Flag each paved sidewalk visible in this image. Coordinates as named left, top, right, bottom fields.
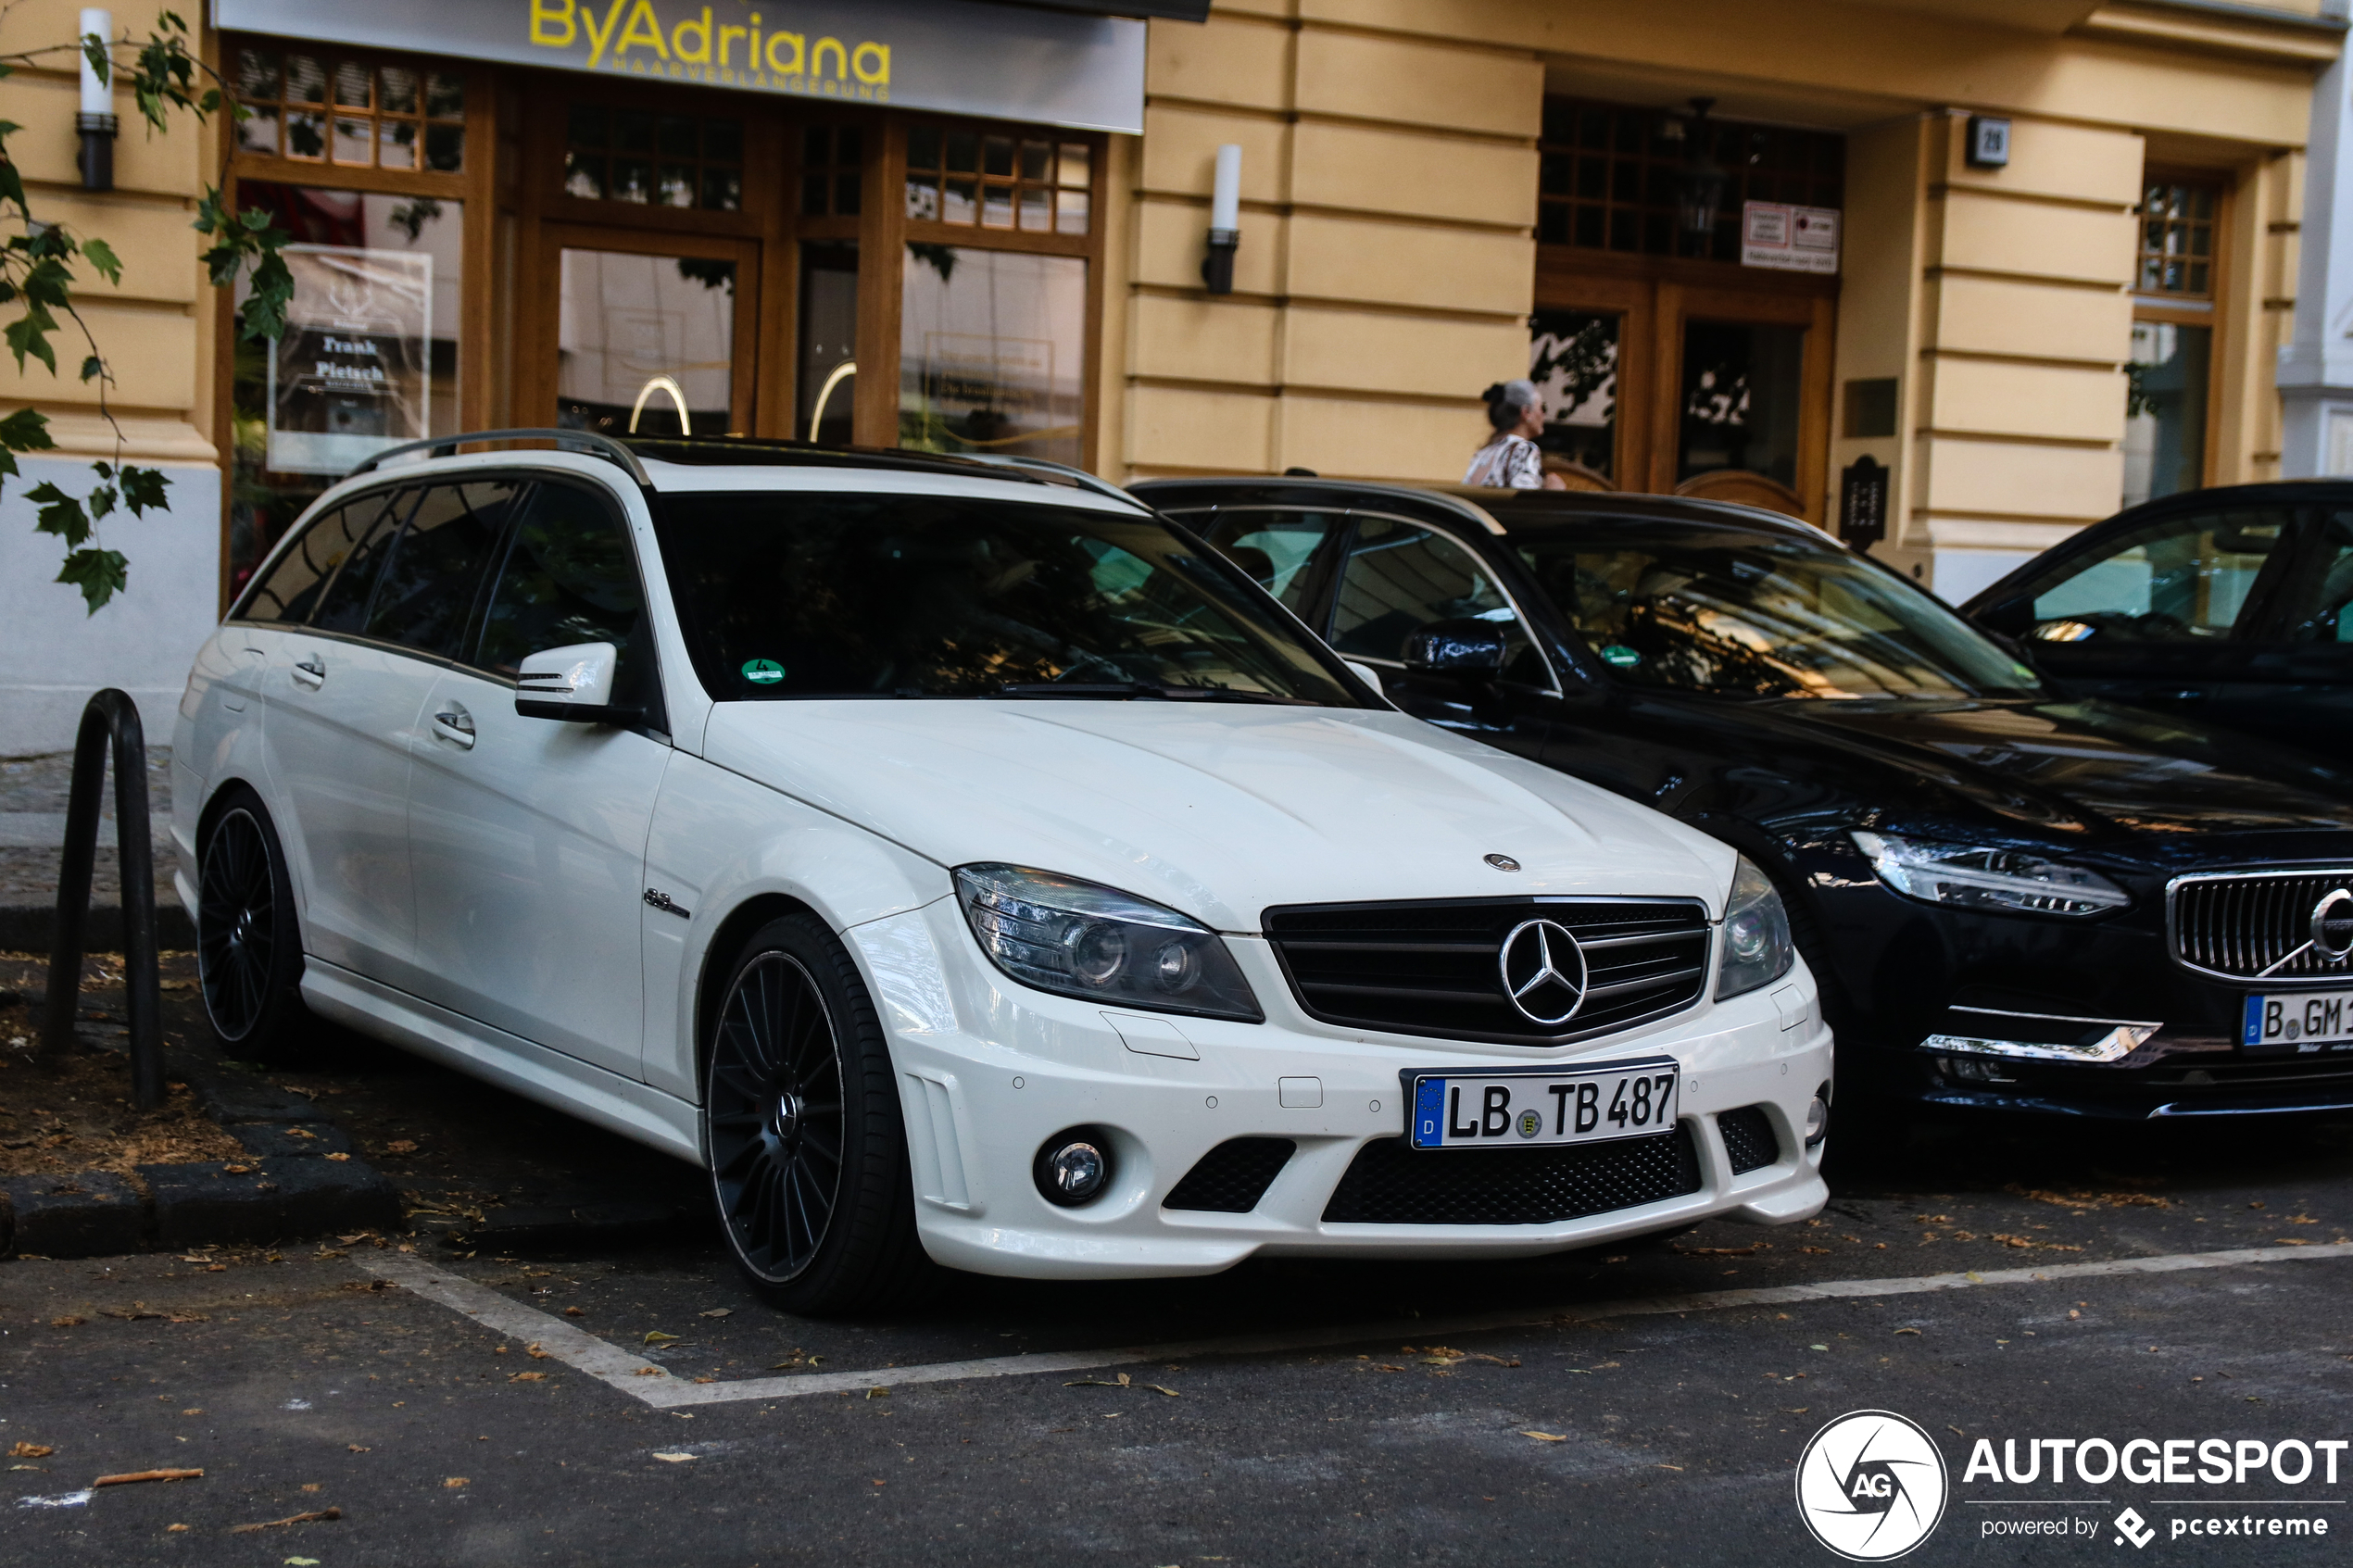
left=0, top=748, right=183, bottom=944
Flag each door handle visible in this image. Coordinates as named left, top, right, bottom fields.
left=432, top=704, right=477, bottom=749
left=291, top=654, right=326, bottom=689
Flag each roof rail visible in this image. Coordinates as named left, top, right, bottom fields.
left=346, top=429, right=653, bottom=486
left=961, top=452, right=1139, bottom=506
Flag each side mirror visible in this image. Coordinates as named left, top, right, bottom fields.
left=1401, top=618, right=1508, bottom=679
left=515, top=642, right=635, bottom=724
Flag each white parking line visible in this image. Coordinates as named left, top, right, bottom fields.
left=365, top=1241, right=2353, bottom=1411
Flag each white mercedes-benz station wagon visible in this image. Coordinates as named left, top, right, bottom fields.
left=174, top=433, right=1830, bottom=1313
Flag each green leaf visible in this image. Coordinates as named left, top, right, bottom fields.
left=0, top=407, right=56, bottom=453
left=119, top=465, right=170, bottom=516
left=86, top=482, right=117, bottom=522
left=6, top=306, right=59, bottom=374
left=57, top=547, right=129, bottom=613
left=25, top=482, right=91, bottom=546
left=79, top=354, right=103, bottom=383
left=80, top=32, right=111, bottom=89
left=82, top=237, right=121, bottom=285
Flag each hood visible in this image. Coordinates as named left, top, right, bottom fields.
left=1784, top=698, right=2353, bottom=842
left=702, top=701, right=1737, bottom=931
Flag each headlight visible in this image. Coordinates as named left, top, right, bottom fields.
left=1848, top=831, right=2128, bottom=918
left=953, top=863, right=1263, bottom=1022
left=1717, top=855, right=1795, bottom=1000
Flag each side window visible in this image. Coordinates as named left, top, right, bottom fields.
left=1189, top=509, right=1344, bottom=617
left=1331, top=516, right=1541, bottom=682
left=2015, top=508, right=2287, bottom=644
left=363, top=481, right=522, bottom=659
left=309, top=490, right=411, bottom=634
left=476, top=483, right=661, bottom=721
left=2271, top=510, right=2353, bottom=645
left=238, top=495, right=391, bottom=624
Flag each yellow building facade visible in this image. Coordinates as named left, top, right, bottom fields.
left=0, top=0, right=2339, bottom=747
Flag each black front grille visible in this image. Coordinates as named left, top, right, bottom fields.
left=1718, top=1106, right=1780, bottom=1173
left=1321, top=1123, right=1701, bottom=1225
left=1164, top=1138, right=1295, bottom=1212
left=1265, top=897, right=1711, bottom=1047
left=2171, top=870, right=2353, bottom=983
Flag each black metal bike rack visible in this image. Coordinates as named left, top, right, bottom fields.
left=39, top=688, right=165, bottom=1110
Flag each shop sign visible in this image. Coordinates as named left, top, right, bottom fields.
left=266, top=245, right=433, bottom=476
left=1742, top=200, right=1840, bottom=275
left=212, top=0, right=1148, bottom=134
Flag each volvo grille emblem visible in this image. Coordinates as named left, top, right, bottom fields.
left=2314, top=888, right=2353, bottom=962
left=1498, top=919, right=1587, bottom=1027
left=1484, top=854, right=1521, bottom=872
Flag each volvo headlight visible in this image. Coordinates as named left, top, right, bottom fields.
left=1849, top=831, right=2128, bottom=918
left=953, top=863, right=1263, bottom=1022
left=1717, top=855, right=1795, bottom=1000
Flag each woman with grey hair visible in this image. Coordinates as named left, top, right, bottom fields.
left=1464, top=380, right=1565, bottom=489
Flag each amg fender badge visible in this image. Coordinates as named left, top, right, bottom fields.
left=643, top=887, right=692, bottom=919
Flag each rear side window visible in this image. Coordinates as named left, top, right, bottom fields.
left=308, top=490, right=411, bottom=633
left=238, top=492, right=396, bottom=624
left=364, top=481, right=522, bottom=659
left=1188, top=508, right=1344, bottom=617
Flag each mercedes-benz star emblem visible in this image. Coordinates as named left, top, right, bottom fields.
left=1484, top=853, right=1521, bottom=872
left=2314, top=888, right=2353, bottom=962
left=1498, top=919, right=1587, bottom=1027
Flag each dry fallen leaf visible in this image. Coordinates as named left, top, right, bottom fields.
left=698, top=1308, right=733, bottom=1319
left=633, top=1366, right=667, bottom=1377
left=509, top=1372, right=547, bottom=1383
left=228, top=1508, right=339, bottom=1533
left=8, top=1443, right=53, bottom=1459
left=652, top=1452, right=696, bottom=1463
left=324, top=1152, right=351, bottom=1162
left=563, top=1306, right=585, bottom=1316
left=385, top=1140, right=418, bottom=1154
left=526, top=1344, right=549, bottom=1359
left=48, top=1316, right=85, bottom=1327
left=1519, top=1430, right=1568, bottom=1442
left=643, top=1330, right=682, bottom=1346
left=443, top=1477, right=468, bottom=1489
left=346, top=1445, right=369, bottom=1454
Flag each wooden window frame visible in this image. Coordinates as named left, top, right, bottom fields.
left=212, top=33, right=500, bottom=613
left=2129, top=168, right=2230, bottom=495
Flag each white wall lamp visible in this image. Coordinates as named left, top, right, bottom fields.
left=1201, top=144, right=1240, bottom=295
left=77, top=9, right=118, bottom=192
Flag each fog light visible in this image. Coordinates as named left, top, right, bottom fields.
left=1034, top=1127, right=1114, bottom=1207
left=1804, top=1087, right=1831, bottom=1148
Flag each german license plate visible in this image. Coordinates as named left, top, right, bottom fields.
left=2242, top=989, right=2353, bottom=1050
left=1404, top=1058, right=1680, bottom=1150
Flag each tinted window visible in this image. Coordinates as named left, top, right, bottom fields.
left=238, top=493, right=394, bottom=624
left=1189, top=509, right=1343, bottom=618
left=1517, top=528, right=2041, bottom=700
left=652, top=492, right=1359, bottom=704
left=309, top=491, right=410, bottom=633
left=2271, top=510, right=2353, bottom=644
left=2018, top=508, right=2285, bottom=644
left=477, top=483, right=659, bottom=716
left=364, top=481, right=522, bottom=659
left=1332, top=516, right=1541, bottom=684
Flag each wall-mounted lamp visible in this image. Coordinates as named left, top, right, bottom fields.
left=1674, top=97, right=1725, bottom=240
left=1202, top=144, right=1240, bottom=295
left=76, top=9, right=117, bottom=192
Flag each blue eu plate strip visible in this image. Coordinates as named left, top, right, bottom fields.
left=1412, top=1077, right=1447, bottom=1148
left=2244, top=993, right=2265, bottom=1048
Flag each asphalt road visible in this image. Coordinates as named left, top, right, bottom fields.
left=11, top=985, right=2353, bottom=1565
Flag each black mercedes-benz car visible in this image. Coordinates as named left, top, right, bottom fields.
left=1132, top=475, right=2353, bottom=1122
left=1962, top=481, right=2353, bottom=767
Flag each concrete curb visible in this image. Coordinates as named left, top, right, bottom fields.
left=0, top=900, right=195, bottom=952
left=0, top=1060, right=400, bottom=1260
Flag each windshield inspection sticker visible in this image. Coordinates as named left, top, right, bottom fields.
left=741, top=659, right=785, bottom=685
left=1600, top=645, right=1642, bottom=668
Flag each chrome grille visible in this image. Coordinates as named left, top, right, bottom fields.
left=1263, top=897, right=1711, bottom=1047
left=2169, top=870, right=2353, bottom=984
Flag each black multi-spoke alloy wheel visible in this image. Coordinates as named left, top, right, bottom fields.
left=196, top=787, right=308, bottom=1057
left=703, top=914, right=932, bottom=1315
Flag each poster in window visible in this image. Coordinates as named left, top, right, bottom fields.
left=1741, top=201, right=1840, bottom=275
left=266, top=245, right=433, bottom=474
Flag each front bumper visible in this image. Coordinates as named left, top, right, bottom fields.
left=849, top=898, right=1831, bottom=1281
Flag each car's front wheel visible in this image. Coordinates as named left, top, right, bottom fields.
left=195, top=787, right=309, bottom=1058
left=702, top=913, right=932, bottom=1315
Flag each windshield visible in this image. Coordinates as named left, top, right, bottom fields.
left=1515, top=527, right=2045, bottom=700
left=653, top=492, right=1360, bottom=704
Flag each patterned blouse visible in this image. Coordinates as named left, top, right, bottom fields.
left=1464, top=434, right=1544, bottom=489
